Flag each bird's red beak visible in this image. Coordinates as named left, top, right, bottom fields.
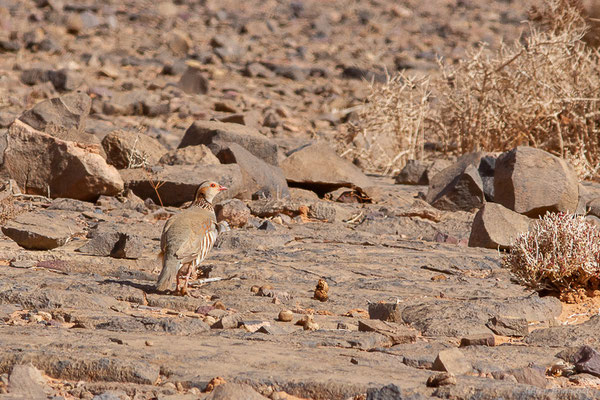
left=218, top=185, right=228, bottom=191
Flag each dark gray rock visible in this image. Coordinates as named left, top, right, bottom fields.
left=574, top=345, right=600, bottom=377
left=395, top=160, right=428, bottom=185
left=77, top=229, right=143, bottom=259
left=177, top=65, right=209, bottom=95
left=215, top=142, right=289, bottom=199
left=179, top=120, right=279, bottom=166
left=368, top=302, right=403, bottom=323
left=101, top=129, right=167, bottom=169
left=494, top=146, right=579, bottom=217
left=366, top=384, right=426, bottom=400
left=425, top=152, right=486, bottom=211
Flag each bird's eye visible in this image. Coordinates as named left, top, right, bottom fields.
left=210, top=183, right=216, bottom=187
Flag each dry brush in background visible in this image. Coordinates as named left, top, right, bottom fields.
left=343, top=0, right=600, bottom=179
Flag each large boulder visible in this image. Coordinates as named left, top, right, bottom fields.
left=280, top=142, right=372, bottom=193
left=17, top=91, right=101, bottom=150
left=469, top=203, right=531, bottom=249
left=101, top=130, right=167, bottom=169
left=179, top=120, right=279, bottom=165
left=120, top=164, right=243, bottom=206
left=0, top=120, right=123, bottom=201
left=425, top=152, right=486, bottom=212
left=215, top=142, right=289, bottom=199
left=494, top=146, right=579, bottom=217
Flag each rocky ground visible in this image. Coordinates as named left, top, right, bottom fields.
left=2, top=0, right=600, bottom=399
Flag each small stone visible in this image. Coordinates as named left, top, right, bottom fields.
left=213, top=301, right=226, bottom=310
left=145, top=340, right=153, bottom=346
left=203, top=316, right=217, bottom=325
left=368, top=302, right=403, bottom=323
left=486, top=315, right=529, bottom=337
left=278, top=310, right=293, bottom=322
left=258, top=220, right=276, bottom=231
left=459, top=334, right=496, bottom=347
left=211, top=314, right=242, bottom=329
left=250, top=285, right=260, bottom=293
left=432, top=348, right=472, bottom=375
left=240, top=320, right=270, bottom=332
left=214, top=199, right=251, bottom=227
left=178, top=66, right=209, bottom=95
left=426, top=372, right=457, bottom=387
left=314, top=279, right=329, bottom=302
left=204, top=376, right=226, bottom=393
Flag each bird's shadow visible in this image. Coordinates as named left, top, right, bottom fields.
left=99, top=278, right=158, bottom=294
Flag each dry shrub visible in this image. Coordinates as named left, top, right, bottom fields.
left=340, top=74, right=430, bottom=175
left=503, top=212, right=600, bottom=293
left=344, top=0, right=600, bottom=179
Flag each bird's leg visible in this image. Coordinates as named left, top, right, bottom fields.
left=181, top=267, right=194, bottom=296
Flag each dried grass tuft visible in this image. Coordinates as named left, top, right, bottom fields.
left=503, top=212, right=600, bottom=293
left=339, top=74, right=430, bottom=176
left=344, top=0, right=600, bottom=179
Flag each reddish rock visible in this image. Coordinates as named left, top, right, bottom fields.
left=1, top=120, right=123, bottom=200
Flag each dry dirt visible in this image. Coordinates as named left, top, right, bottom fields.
left=1, top=0, right=600, bottom=399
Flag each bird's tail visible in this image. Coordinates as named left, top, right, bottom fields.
left=155, top=251, right=179, bottom=292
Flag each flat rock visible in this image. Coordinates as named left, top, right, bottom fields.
left=468, top=202, right=530, bottom=249
left=494, top=146, right=579, bottom=217
left=179, top=120, right=279, bottom=165
left=120, top=164, right=242, bottom=206
left=357, top=320, right=417, bottom=345
left=1, top=120, right=123, bottom=200
left=215, top=142, right=289, bottom=199
left=402, top=296, right=561, bottom=337
left=101, top=130, right=167, bottom=169
left=526, top=315, right=600, bottom=347
left=281, top=142, right=372, bottom=193
left=486, top=315, right=529, bottom=337
left=2, top=210, right=83, bottom=250
left=425, top=152, right=486, bottom=211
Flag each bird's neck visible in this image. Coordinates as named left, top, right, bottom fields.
left=191, top=196, right=214, bottom=211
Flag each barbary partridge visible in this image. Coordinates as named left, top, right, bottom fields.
left=156, top=181, right=227, bottom=295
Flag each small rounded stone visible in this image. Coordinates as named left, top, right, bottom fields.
left=278, top=310, right=293, bottom=322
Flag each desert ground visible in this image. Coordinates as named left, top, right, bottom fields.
left=2, top=0, right=600, bottom=399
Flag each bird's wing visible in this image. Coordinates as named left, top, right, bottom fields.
left=174, top=211, right=218, bottom=264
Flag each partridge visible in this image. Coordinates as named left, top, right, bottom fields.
left=155, top=181, right=227, bottom=295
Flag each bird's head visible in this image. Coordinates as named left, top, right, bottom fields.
left=194, top=181, right=227, bottom=204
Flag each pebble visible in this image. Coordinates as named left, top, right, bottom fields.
left=278, top=310, right=293, bottom=322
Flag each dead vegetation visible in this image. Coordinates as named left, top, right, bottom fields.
left=503, top=212, right=600, bottom=294
left=344, top=0, right=600, bottom=179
